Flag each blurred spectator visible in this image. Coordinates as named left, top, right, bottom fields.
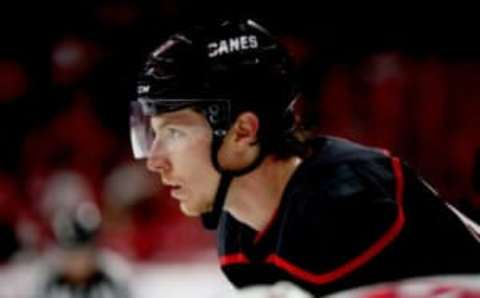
left=22, top=170, right=99, bottom=256
left=34, top=201, right=131, bottom=298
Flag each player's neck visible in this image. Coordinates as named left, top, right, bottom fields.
left=224, top=155, right=302, bottom=231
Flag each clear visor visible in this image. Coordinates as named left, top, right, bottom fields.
left=130, top=101, right=155, bottom=159
left=130, top=98, right=230, bottom=159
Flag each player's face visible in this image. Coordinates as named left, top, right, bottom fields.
left=146, top=108, right=220, bottom=216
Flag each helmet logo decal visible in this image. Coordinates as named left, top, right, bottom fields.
left=208, top=35, right=259, bottom=58
left=137, top=85, right=150, bottom=95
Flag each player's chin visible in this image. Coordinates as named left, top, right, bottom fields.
left=179, top=202, right=207, bottom=217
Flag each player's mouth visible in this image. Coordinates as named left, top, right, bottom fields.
left=169, top=185, right=184, bottom=200
left=162, top=179, right=186, bottom=199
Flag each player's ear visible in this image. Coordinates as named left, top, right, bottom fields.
left=227, top=112, right=259, bottom=147
left=218, top=112, right=260, bottom=170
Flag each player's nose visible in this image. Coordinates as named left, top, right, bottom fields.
left=146, top=142, right=171, bottom=174
left=147, top=153, right=171, bottom=174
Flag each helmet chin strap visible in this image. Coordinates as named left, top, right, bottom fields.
left=201, top=134, right=266, bottom=230
left=201, top=174, right=232, bottom=229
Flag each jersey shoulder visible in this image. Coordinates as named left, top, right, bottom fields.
left=274, top=137, right=403, bottom=277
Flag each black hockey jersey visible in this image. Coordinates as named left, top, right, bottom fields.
left=217, top=136, right=480, bottom=296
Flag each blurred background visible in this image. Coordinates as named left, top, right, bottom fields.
left=0, top=2, right=480, bottom=297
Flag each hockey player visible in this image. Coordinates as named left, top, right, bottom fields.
left=130, top=19, right=480, bottom=296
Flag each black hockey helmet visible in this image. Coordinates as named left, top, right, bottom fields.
left=131, top=18, right=298, bottom=159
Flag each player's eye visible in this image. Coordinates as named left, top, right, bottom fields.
left=167, top=127, right=185, bottom=139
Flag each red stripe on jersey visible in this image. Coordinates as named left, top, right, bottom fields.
left=220, top=253, right=250, bottom=266
left=265, top=157, right=406, bottom=285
